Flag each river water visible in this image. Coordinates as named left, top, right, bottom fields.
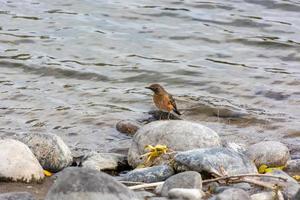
left=0, top=0, right=300, bottom=158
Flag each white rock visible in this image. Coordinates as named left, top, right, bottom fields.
left=168, top=188, right=203, bottom=200
left=246, top=141, right=290, bottom=167
left=128, top=120, right=221, bottom=167
left=0, top=139, right=44, bottom=182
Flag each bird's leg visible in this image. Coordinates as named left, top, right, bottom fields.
left=167, top=112, right=170, bottom=120
left=159, top=112, right=162, bottom=120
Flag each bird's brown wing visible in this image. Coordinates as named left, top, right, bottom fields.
left=168, top=94, right=181, bottom=115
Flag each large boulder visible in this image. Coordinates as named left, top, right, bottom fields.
left=82, top=152, right=128, bottom=171
left=245, top=141, right=290, bottom=167
left=123, top=165, right=175, bottom=183
left=128, top=120, right=221, bottom=167
left=0, top=139, right=44, bottom=182
left=19, top=133, right=73, bottom=172
left=160, top=171, right=202, bottom=196
left=45, top=167, right=138, bottom=200
left=174, top=147, right=257, bottom=176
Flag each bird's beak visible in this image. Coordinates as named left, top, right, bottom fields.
left=145, top=86, right=151, bottom=89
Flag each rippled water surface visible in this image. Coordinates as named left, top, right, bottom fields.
left=0, top=0, right=300, bottom=157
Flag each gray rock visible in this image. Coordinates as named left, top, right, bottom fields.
left=250, top=192, right=277, bottom=200
left=128, top=120, right=221, bottom=168
left=223, top=142, right=247, bottom=154
left=292, top=189, right=300, bottom=200
left=116, top=120, right=141, bottom=135
left=0, top=139, right=44, bottom=182
left=123, top=165, right=175, bottom=183
left=213, top=183, right=252, bottom=194
left=264, top=169, right=300, bottom=199
left=168, top=188, right=203, bottom=200
left=161, top=171, right=202, bottom=196
left=286, top=159, right=300, bottom=173
left=245, top=141, right=290, bottom=167
left=174, top=147, right=257, bottom=176
left=19, top=133, right=73, bottom=172
left=213, top=188, right=251, bottom=200
left=0, top=192, right=35, bottom=200
left=82, top=152, right=128, bottom=171
left=45, top=167, right=138, bottom=200
left=134, top=191, right=155, bottom=199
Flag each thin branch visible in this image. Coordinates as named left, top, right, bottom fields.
left=128, top=181, right=164, bottom=190
left=202, top=173, right=287, bottom=184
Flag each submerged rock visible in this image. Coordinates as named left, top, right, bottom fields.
left=0, top=192, right=35, bottom=200
left=82, top=152, right=128, bottom=171
left=19, top=133, right=73, bottom=172
left=160, top=171, right=202, bottom=197
left=212, top=188, right=251, bottom=200
left=0, top=139, right=44, bottom=183
left=174, top=147, right=257, bottom=176
left=45, top=168, right=138, bottom=200
left=128, top=120, right=221, bottom=168
left=116, top=120, right=141, bottom=136
left=123, top=165, right=175, bottom=183
left=168, top=188, right=203, bottom=200
left=245, top=141, right=290, bottom=167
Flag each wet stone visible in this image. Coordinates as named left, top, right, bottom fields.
left=160, top=171, right=202, bottom=197
left=174, top=147, right=257, bottom=176
left=116, top=120, right=141, bottom=136
left=19, top=133, right=73, bottom=172
left=45, top=167, right=139, bottom=200
left=81, top=152, right=128, bottom=171
left=245, top=141, right=290, bottom=167
left=0, top=192, right=35, bottom=200
left=0, top=139, right=44, bottom=183
left=123, top=165, right=175, bottom=183
left=250, top=191, right=276, bottom=200
left=128, top=120, right=221, bottom=168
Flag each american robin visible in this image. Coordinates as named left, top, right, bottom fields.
left=145, top=83, right=181, bottom=119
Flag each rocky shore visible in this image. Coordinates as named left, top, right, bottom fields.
left=1, top=113, right=300, bottom=200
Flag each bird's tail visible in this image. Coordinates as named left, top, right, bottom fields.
left=173, top=109, right=182, bottom=115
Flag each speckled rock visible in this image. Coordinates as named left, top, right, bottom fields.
left=82, top=152, right=128, bottom=171
left=174, top=147, right=257, bottom=176
left=0, top=139, right=44, bottom=183
left=168, top=188, right=203, bottom=200
left=160, top=171, right=202, bottom=196
left=245, top=141, right=290, bottom=167
left=19, top=133, right=73, bottom=172
left=116, top=120, right=141, bottom=135
left=128, top=120, right=221, bottom=168
left=286, top=159, right=300, bottom=173
left=213, top=188, right=251, bottom=200
left=123, top=165, right=175, bottom=183
left=0, top=192, right=35, bottom=200
left=45, top=167, right=138, bottom=200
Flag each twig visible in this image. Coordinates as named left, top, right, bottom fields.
left=127, top=173, right=287, bottom=190
left=120, top=181, right=145, bottom=185
left=128, top=181, right=164, bottom=190
left=202, top=173, right=287, bottom=184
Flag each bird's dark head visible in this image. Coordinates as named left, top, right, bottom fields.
left=145, top=83, right=165, bottom=94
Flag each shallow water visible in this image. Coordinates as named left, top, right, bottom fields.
left=0, top=0, right=300, bottom=157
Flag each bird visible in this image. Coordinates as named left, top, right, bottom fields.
left=145, top=83, right=181, bottom=119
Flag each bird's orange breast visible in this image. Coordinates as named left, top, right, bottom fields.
left=153, top=94, right=173, bottom=112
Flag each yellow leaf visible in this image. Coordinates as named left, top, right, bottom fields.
left=293, top=175, right=300, bottom=181
left=258, top=164, right=285, bottom=174
left=43, top=170, right=52, bottom=177
left=258, top=164, right=268, bottom=174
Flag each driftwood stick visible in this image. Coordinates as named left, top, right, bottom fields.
left=127, top=173, right=287, bottom=190
left=128, top=182, right=164, bottom=190
left=202, top=173, right=287, bottom=184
